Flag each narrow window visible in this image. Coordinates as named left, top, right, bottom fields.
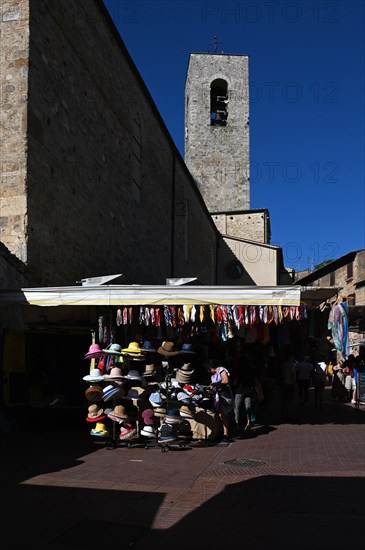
left=330, top=271, right=335, bottom=285
left=347, top=262, right=353, bottom=280
left=210, top=79, right=228, bottom=126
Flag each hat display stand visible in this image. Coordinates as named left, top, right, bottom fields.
left=155, top=361, right=191, bottom=453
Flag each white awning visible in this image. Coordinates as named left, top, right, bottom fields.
left=0, top=284, right=338, bottom=307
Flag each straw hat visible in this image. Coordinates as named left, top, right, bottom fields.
left=85, top=385, right=103, bottom=402
left=86, top=404, right=106, bottom=422
left=143, top=364, right=156, bottom=377
left=176, top=363, right=195, bottom=384
left=107, top=405, right=128, bottom=422
left=157, top=341, right=179, bottom=356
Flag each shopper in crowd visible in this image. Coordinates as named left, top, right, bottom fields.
left=343, top=355, right=356, bottom=403
left=353, top=355, right=365, bottom=404
left=296, top=355, right=314, bottom=405
left=331, top=359, right=348, bottom=402
left=231, top=352, right=257, bottom=433
left=313, top=357, right=327, bottom=408
left=204, top=358, right=234, bottom=442
left=279, top=348, right=297, bottom=421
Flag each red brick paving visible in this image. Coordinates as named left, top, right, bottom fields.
left=1, top=385, right=364, bottom=549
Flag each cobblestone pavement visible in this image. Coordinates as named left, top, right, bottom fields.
left=2, top=385, right=364, bottom=550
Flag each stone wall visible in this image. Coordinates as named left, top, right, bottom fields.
left=185, top=53, right=250, bottom=213
left=212, top=210, right=269, bottom=243
left=0, top=0, right=218, bottom=286
left=0, top=0, right=29, bottom=262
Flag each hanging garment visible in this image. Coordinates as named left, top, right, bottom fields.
left=116, top=309, right=122, bottom=327
left=155, top=307, right=161, bottom=326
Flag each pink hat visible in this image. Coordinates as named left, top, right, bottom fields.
left=85, top=343, right=105, bottom=359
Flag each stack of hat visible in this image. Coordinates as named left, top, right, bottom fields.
left=102, top=384, right=124, bottom=402
left=142, top=364, right=156, bottom=378
left=90, top=422, right=109, bottom=437
left=86, top=404, right=106, bottom=422
left=102, top=343, right=123, bottom=356
left=85, top=385, right=104, bottom=403
left=121, top=369, right=143, bottom=383
left=158, top=423, right=176, bottom=443
left=176, top=363, right=195, bottom=385
left=119, top=423, right=137, bottom=440
left=177, top=419, right=193, bottom=440
left=140, top=341, right=157, bottom=353
left=153, top=406, right=167, bottom=418
left=103, top=367, right=126, bottom=386
left=179, top=343, right=196, bottom=355
left=141, top=408, right=154, bottom=426
left=83, top=368, right=104, bottom=383
left=157, top=341, right=179, bottom=356
left=121, top=342, right=146, bottom=361
left=140, top=425, right=156, bottom=438
left=179, top=404, right=196, bottom=419
left=107, top=405, right=128, bottom=423
left=165, top=408, right=181, bottom=424
left=124, top=387, right=145, bottom=406
left=84, top=343, right=105, bottom=360
left=148, top=391, right=163, bottom=408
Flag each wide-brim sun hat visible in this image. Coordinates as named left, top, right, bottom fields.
left=180, top=343, right=196, bottom=354
left=121, top=369, right=143, bottom=381
left=83, top=368, right=105, bottom=382
left=84, top=343, right=105, bottom=360
left=103, top=367, right=125, bottom=380
left=121, top=342, right=145, bottom=356
left=157, top=341, right=179, bottom=356
left=140, top=341, right=157, bottom=352
left=102, top=343, right=123, bottom=356
left=107, top=405, right=128, bottom=422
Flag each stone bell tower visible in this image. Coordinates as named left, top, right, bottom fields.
left=184, top=51, right=250, bottom=213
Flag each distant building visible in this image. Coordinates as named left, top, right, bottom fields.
left=295, top=250, right=365, bottom=354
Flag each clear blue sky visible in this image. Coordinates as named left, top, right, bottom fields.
left=104, top=0, right=364, bottom=272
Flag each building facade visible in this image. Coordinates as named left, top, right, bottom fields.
left=295, top=250, right=365, bottom=353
